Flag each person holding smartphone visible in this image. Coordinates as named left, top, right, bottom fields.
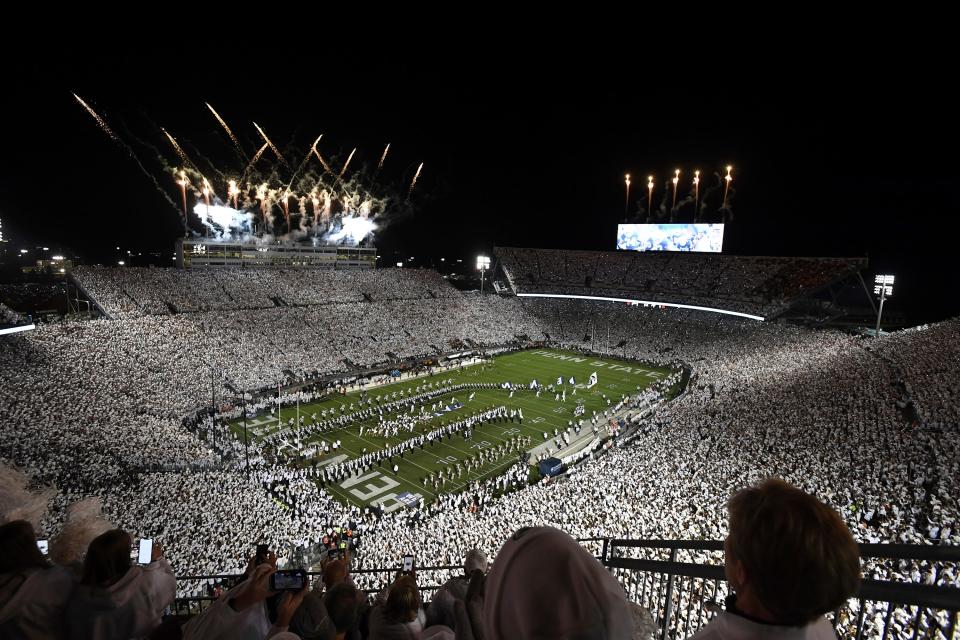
left=288, top=549, right=362, bottom=639
left=0, top=520, right=75, bottom=639
left=254, top=544, right=270, bottom=568
left=136, top=539, right=154, bottom=566
left=65, top=528, right=175, bottom=640
left=182, top=558, right=309, bottom=640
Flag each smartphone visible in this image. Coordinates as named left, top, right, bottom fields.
left=402, top=554, right=414, bottom=573
left=256, top=544, right=269, bottom=557
left=36, top=539, right=49, bottom=556
left=270, top=569, right=306, bottom=591
left=137, top=539, right=153, bottom=565
left=328, top=549, right=341, bottom=561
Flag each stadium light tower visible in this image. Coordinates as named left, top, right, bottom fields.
left=477, top=255, right=491, bottom=294
left=873, top=274, right=894, bottom=336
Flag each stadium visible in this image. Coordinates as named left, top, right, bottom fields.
left=1, top=54, right=958, bottom=640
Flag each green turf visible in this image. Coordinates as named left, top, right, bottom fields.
left=229, top=349, right=677, bottom=512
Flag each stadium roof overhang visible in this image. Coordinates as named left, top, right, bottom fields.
left=516, top=293, right=765, bottom=321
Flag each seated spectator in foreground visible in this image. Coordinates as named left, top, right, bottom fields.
left=482, top=526, right=634, bottom=640
left=290, top=557, right=362, bottom=640
left=182, top=557, right=307, bottom=640
left=368, top=574, right=426, bottom=640
left=0, top=520, right=75, bottom=639
left=690, top=478, right=861, bottom=639
left=427, top=548, right=487, bottom=629
left=325, top=582, right=362, bottom=640
left=65, top=528, right=176, bottom=640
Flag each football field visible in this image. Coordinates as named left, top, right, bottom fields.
left=230, top=349, right=678, bottom=511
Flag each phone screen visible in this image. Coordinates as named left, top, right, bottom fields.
left=402, top=554, right=414, bottom=573
left=37, top=539, right=49, bottom=556
left=138, top=539, right=153, bottom=564
left=271, top=570, right=305, bottom=591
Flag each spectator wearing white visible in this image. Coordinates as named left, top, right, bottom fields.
left=426, top=548, right=487, bottom=629
left=289, top=556, right=361, bottom=640
left=182, top=555, right=308, bottom=640
left=65, top=528, right=176, bottom=640
left=481, top=526, right=634, bottom=640
left=0, top=520, right=74, bottom=639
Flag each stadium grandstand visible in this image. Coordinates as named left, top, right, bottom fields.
left=495, top=246, right=869, bottom=320
left=1, top=260, right=958, bottom=639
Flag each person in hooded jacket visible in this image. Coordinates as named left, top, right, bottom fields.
left=65, top=529, right=175, bottom=640
left=0, top=520, right=75, bottom=639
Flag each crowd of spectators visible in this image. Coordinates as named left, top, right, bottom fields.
left=1, top=264, right=957, bottom=639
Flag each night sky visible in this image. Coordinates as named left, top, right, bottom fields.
left=2, top=45, right=956, bottom=325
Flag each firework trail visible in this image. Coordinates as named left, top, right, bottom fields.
left=320, top=190, right=332, bottom=222
left=407, top=162, right=424, bottom=200
left=205, top=102, right=247, bottom=161
left=73, top=93, right=179, bottom=211
left=312, top=148, right=333, bottom=174
left=338, top=148, right=357, bottom=180
left=161, top=128, right=198, bottom=171
left=287, top=134, right=323, bottom=189
left=371, top=143, right=390, bottom=182
left=241, top=143, right=270, bottom=182
left=75, top=94, right=412, bottom=245
left=252, top=122, right=287, bottom=166
left=377, top=143, right=390, bottom=171
left=722, top=165, right=734, bottom=210
left=73, top=93, right=120, bottom=143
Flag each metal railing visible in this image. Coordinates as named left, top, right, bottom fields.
left=171, top=538, right=960, bottom=638
left=603, top=539, right=960, bottom=640
left=171, top=564, right=465, bottom=619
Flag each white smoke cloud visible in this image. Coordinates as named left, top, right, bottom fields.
left=192, top=202, right=254, bottom=240
left=324, top=216, right=377, bottom=245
